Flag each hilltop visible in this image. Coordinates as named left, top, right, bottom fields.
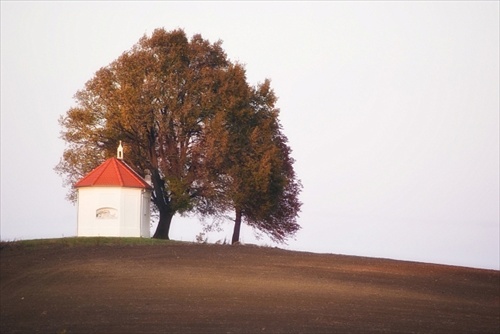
left=1, top=238, right=499, bottom=333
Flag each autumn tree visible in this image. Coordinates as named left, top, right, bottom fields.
left=202, top=71, right=302, bottom=244
left=56, top=28, right=301, bottom=241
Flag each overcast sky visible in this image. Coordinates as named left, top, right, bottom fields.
left=1, top=1, right=498, bottom=270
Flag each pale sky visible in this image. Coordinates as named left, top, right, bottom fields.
left=1, top=1, right=499, bottom=270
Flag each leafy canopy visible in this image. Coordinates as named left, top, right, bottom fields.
left=56, top=28, right=302, bottom=242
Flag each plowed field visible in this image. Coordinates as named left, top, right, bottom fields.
left=1, top=239, right=498, bottom=333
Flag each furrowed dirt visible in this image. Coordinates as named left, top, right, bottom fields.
left=1, top=241, right=499, bottom=333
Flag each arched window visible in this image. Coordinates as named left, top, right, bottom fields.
left=96, top=207, right=118, bottom=219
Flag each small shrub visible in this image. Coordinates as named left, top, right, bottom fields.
left=195, top=232, right=208, bottom=244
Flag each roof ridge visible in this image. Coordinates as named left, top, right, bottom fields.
left=97, top=159, right=112, bottom=183
left=112, top=158, right=125, bottom=186
left=117, top=159, right=151, bottom=187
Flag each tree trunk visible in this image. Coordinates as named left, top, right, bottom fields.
left=231, top=207, right=242, bottom=244
left=153, top=207, right=174, bottom=239
left=149, top=166, right=174, bottom=240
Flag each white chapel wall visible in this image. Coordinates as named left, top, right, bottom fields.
left=77, top=186, right=148, bottom=237
left=141, top=190, right=152, bottom=238
left=120, top=188, right=141, bottom=237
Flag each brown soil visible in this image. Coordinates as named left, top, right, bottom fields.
left=1, top=241, right=499, bottom=333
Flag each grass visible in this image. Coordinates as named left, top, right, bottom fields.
left=0, top=236, right=176, bottom=250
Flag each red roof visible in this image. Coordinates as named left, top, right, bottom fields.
left=75, top=158, right=152, bottom=189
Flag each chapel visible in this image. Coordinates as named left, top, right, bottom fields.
left=74, top=142, right=152, bottom=237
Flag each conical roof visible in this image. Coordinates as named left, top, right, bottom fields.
left=74, top=157, right=152, bottom=189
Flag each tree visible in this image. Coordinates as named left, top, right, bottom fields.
left=56, top=28, right=301, bottom=242
left=202, top=75, right=302, bottom=244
